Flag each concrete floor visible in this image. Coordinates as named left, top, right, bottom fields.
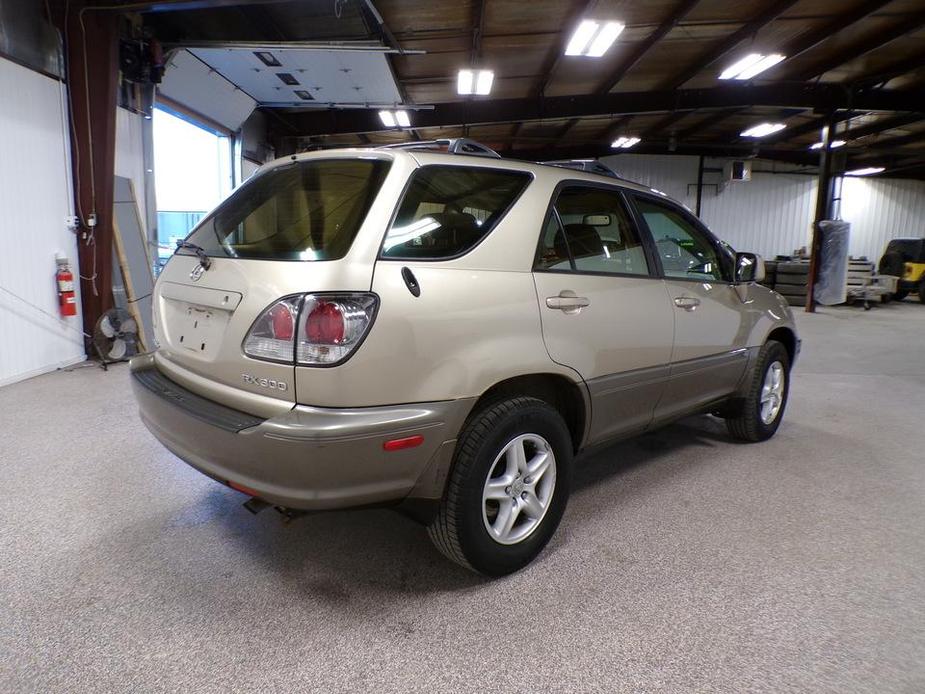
left=2, top=302, right=924, bottom=693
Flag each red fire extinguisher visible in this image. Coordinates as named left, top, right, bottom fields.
left=56, top=257, right=77, bottom=317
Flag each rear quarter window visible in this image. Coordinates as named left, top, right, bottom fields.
left=381, top=165, right=531, bottom=259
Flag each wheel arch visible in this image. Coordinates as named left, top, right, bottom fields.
left=469, top=373, right=589, bottom=453
left=767, top=326, right=797, bottom=364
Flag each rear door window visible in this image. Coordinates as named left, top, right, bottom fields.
left=179, top=158, right=390, bottom=261
left=381, top=165, right=531, bottom=259
left=536, top=185, right=651, bottom=276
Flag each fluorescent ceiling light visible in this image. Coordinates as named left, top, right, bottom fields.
left=475, top=69, right=494, bottom=95
left=378, top=110, right=411, bottom=128
left=457, top=69, right=473, bottom=95
left=736, top=54, right=785, bottom=79
left=611, top=136, right=641, bottom=149
left=565, top=20, right=599, bottom=56
left=565, top=20, right=624, bottom=57
left=845, top=167, right=885, bottom=176
left=720, top=53, right=785, bottom=80
left=740, top=122, right=786, bottom=138
left=458, top=69, right=494, bottom=95
left=586, top=22, right=625, bottom=57
left=378, top=110, right=395, bottom=127
left=809, top=140, right=846, bottom=150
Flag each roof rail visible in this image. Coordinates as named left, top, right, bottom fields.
left=378, top=138, right=502, bottom=159
left=544, top=159, right=623, bottom=180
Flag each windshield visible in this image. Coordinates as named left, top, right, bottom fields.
left=178, top=158, right=391, bottom=261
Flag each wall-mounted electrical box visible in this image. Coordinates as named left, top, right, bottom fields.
left=724, top=160, right=752, bottom=182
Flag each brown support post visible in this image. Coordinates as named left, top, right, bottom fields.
left=58, top=3, right=120, bottom=348
left=805, top=115, right=837, bottom=313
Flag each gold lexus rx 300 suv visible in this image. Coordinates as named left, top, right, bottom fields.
left=131, top=140, right=799, bottom=576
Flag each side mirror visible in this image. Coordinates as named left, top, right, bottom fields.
left=735, top=252, right=765, bottom=283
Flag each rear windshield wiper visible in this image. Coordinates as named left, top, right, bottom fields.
left=175, top=240, right=212, bottom=270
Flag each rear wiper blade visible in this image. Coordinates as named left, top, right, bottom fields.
left=175, top=240, right=212, bottom=270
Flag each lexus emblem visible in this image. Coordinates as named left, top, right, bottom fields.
left=190, top=264, right=205, bottom=282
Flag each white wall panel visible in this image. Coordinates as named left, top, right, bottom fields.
left=599, top=154, right=925, bottom=262
left=700, top=173, right=817, bottom=258
left=0, top=57, right=84, bottom=386
left=115, top=107, right=147, bottom=235
left=840, top=177, right=925, bottom=261
left=600, top=154, right=818, bottom=258
left=601, top=153, right=699, bottom=206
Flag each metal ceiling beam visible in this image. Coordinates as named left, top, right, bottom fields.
left=763, top=111, right=860, bottom=145
left=532, top=0, right=598, bottom=97
left=597, top=0, right=700, bottom=93
left=469, top=0, right=485, bottom=64
left=841, top=113, right=924, bottom=141
left=861, top=129, right=925, bottom=151
left=269, top=84, right=925, bottom=137
left=662, top=0, right=801, bottom=89
left=495, top=141, right=820, bottom=167
left=773, top=0, right=893, bottom=70
left=642, top=111, right=691, bottom=137
left=852, top=50, right=925, bottom=88
left=675, top=107, right=746, bottom=140
left=88, top=0, right=303, bottom=11
left=794, top=11, right=925, bottom=80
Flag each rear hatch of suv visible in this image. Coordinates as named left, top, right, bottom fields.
left=151, top=153, right=406, bottom=417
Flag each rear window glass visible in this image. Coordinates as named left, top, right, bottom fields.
left=381, top=165, right=531, bottom=259
left=179, top=159, right=390, bottom=261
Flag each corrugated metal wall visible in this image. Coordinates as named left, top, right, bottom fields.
left=601, top=153, right=699, bottom=206
left=0, top=57, right=84, bottom=386
left=840, top=177, right=925, bottom=261
left=700, top=173, right=817, bottom=258
left=602, top=152, right=925, bottom=262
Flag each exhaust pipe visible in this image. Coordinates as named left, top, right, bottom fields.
left=242, top=497, right=271, bottom=514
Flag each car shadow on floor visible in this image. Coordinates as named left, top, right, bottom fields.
left=189, top=414, right=736, bottom=597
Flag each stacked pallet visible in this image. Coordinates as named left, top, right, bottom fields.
left=772, top=261, right=810, bottom=306
left=846, top=259, right=876, bottom=292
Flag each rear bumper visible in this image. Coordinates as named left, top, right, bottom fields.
left=130, top=354, right=473, bottom=510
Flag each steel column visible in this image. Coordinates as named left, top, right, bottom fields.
left=58, top=3, right=120, bottom=347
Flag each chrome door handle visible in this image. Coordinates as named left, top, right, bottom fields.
left=673, top=296, right=701, bottom=311
left=546, top=292, right=590, bottom=314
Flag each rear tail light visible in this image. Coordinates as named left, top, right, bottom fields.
left=297, top=294, right=378, bottom=365
left=242, top=296, right=301, bottom=362
left=243, top=293, right=377, bottom=366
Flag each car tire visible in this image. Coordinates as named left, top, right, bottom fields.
left=427, top=396, right=572, bottom=576
left=726, top=340, right=791, bottom=443
left=919, top=282, right=925, bottom=304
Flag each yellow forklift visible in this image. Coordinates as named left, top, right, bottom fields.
left=879, top=238, right=925, bottom=302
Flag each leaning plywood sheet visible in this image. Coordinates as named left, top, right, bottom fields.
left=113, top=176, right=154, bottom=351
